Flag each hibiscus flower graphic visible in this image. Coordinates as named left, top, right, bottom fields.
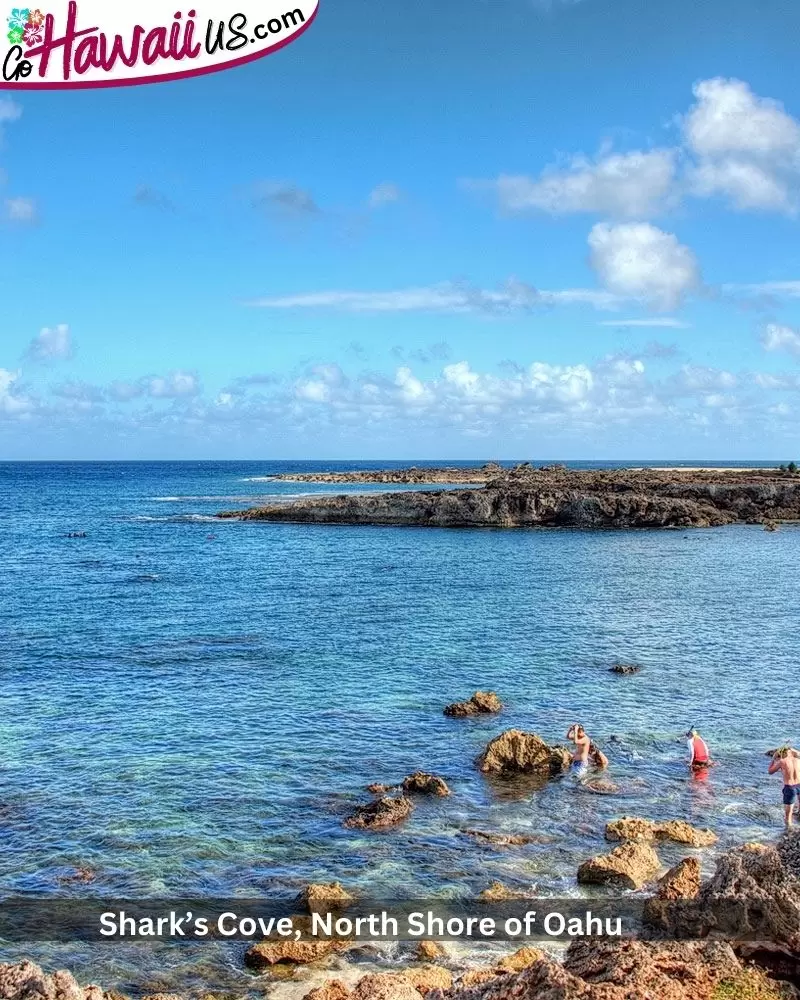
left=22, top=20, right=41, bottom=44
left=7, top=24, right=23, bottom=44
left=7, top=7, right=30, bottom=30
left=26, top=7, right=44, bottom=26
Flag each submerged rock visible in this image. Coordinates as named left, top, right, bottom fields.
left=298, top=882, right=354, bottom=911
left=477, top=729, right=571, bottom=777
left=463, top=829, right=540, bottom=846
left=577, top=841, right=661, bottom=890
left=609, top=663, right=642, bottom=675
left=401, top=772, right=451, bottom=797
left=478, top=881, right=527, bottom=901
left=605, top=816, right=718, bottom=847
left=444, top=692, right=503, bottom=718
left=344, top=796, right=414, bottom=830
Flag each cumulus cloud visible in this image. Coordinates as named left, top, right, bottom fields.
left=683, top=78, right=800, bottom=212
left=108, top=371, right=201, bottom=401
left=474, top=149, right=677, bottom=219
left=368, top=182, right=402, bottom=208
left=588, top=222, right=700, bottom=311
left=25, top=324, right=72, bottom=362
left=145, top=371, right=200, bottom=398
left=761, top=323, right=800, bottom=356
left=0, top=368, right=31, bottom=416
left=4, top=353, right=800, bottom=445
left=467, top=78, right=800, bottom=219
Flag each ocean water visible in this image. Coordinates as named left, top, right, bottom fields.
left=0, top=460, right=796, bottom=996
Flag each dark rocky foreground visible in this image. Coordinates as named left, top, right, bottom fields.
left=218, top=465, right=800, bottom=530
left=4, top=837, right=799, bottom=999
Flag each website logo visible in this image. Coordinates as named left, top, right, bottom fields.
left=1, top=0, right=318, bottom=89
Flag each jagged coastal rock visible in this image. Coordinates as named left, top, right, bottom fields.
left=298, top=882, right=354, bottom=911
left=444, top=692, right=503, bottom=717
left=401, top=772, right=452, bottom=797
left=605, top=816, right=718, bottom=847
left=576, top=840, right=662, bottom=889
left=343, top=795, right=414, bottom=830
left=218, top=465, right=800, bottom=530
left=477, top=729, right=571, bottom=777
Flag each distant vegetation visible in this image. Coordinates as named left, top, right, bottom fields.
left=778, top=462, right=799, bottom=474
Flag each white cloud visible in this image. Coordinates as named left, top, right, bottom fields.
left=250, top=280, right=621, bottom=315
left=761, top=323, right=800, bottom=356
left=588, top=222, right=700, bottom=311
left=477, top=149, right=677, bottom=219
left=684, top=78, right=800, bottom=160
left=599, top=318, right=689, bottom=329
left=25, top=324, right=72, bottom=362
left=725, top=280, right=800, bottom=300
left=146, top=371, right=200, bottom=398
left=0, top=368, right=32, bottom=416
left=6, top=196, right=37, bottom=223
left=368, top=182, right=402, bottom=208
left=683, top=78, right=800, bottom=212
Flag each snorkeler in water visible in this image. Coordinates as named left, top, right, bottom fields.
left=686, top=728, right=713, bottom=772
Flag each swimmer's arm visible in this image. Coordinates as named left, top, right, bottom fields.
left=768, top=759, right=782, bottom=774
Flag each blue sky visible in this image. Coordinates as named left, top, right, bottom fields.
left=2, top=0, right=800, bottom=459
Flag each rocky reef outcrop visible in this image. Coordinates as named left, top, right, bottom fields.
left=344, top=795, right=414, bottom=830
left=266, top=464, right=503, bottom=485
left=218, top=465, right=800, bottom=530
left=577, top=840, right=662, bottom=889
left=0, top=961, right=118, bottom=1000
left=605, top=816, right=718, bottom=847
left=444, top=692, right=503, bottom=718
left=401, top=772, right=452, bottom=797
left=477, top=730, right=571, bottom=777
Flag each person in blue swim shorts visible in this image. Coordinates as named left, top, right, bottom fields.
left=768, top=745, right=800, bottom=828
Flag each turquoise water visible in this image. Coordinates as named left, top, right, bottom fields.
left=0, top=461, right=795, bottom=995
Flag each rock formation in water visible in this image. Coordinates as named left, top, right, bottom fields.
left=577, top=840, right=662, bottom=890
left=401, top=772, right=452, bottom=797
left=477, top=729, right=571, bottom=777
left=218, top=465, right=800, bottom=530
left=343, top=795, right=414, bottom=830
left=444, top=692, right=503, bottom=717
left=605, top=816, right=718, bottom=847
